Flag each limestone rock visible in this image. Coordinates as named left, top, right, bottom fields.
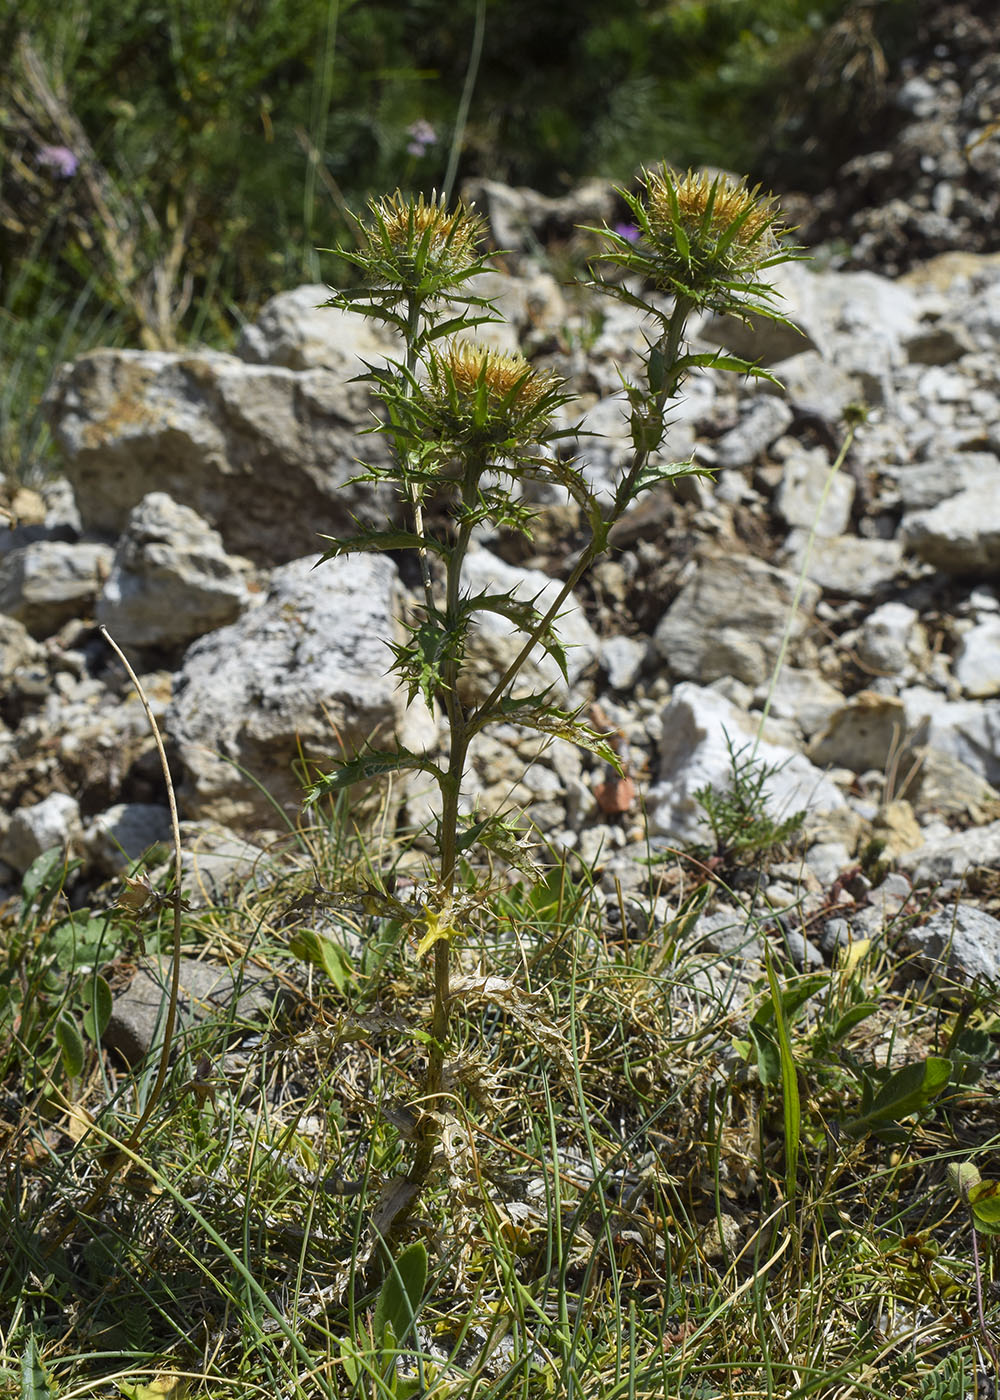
left=774, top=445, right=854, bottom=536
left=713, top=397, right=793, bottom=469
left=647, top=682, right=846, bottom=844
left=904, top=482, right=1000, bottom=575
left=654, top=555, right=819, bottom=687
left=807, top=692, right=908, bottom=775
left=894, top=452, right=1000, bottom=512
left=899, top=905, right=1000, bottom=987
left=45, top=348, right=395, bottom=565
left=97, top=492, right=253, bottom=650
left=0, top=791, right=82, bottom=873
left=84, top=802, right=173, bottom=876
left=782, top=533, right=904, bottom=598
left=755, top=667, right=845, bottom=740
left=900, top=819, right=1000, bottom=886
left=856, top=601, right=923, bottom=677
left=902, top=688, right=1000, bottom=786
left=104, top=954, right=280, bottom=1065
left=166, top=553, right=436, bottom=827
left=0, top=541, right=113, bottom=637
left=237, top=285, right=402, bottom=372
left=954, top=616, right=1000, bottom=697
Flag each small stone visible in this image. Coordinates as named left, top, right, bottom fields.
left=856, top=601, right=922, bottom=676
left=775, top=446, right=854, bottom=537
left=804, top=841, right=852, bottom=887
left=783, top=533, right=904, bottom=598
left=900, top=818, right=1000, bottom=886
left=808, top=692, right=907, bottom=775
left=600, top=635, right=647, bottom=691
left=900, top=905, right=1000, bottom=987
left=954, top=617, right=1000, bottom=697
left=0, top=792, right=81, bottom=873
left=104, top=954, right=281, bottom=1065
left=713, top=397, right=794, bottom=468
left=84, top=803, right=173, bottom=876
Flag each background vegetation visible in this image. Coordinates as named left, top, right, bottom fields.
left=2, top=0, right=917, bottom=480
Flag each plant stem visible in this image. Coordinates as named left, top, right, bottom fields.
left=472, top=296, right=694, bottom=727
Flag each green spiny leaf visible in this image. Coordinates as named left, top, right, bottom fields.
left=305, top=749, right=441, bottom=805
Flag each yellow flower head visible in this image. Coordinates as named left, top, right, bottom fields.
left=432, top=341, right=556, bottom=411
left=643, top=166, right=781, bottom=285
left=360, top=191, right=484, bottom=289
left=423, top=340, right=565, bottom=457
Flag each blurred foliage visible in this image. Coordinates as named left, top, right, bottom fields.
left=1, top=0, right=916, bottom=476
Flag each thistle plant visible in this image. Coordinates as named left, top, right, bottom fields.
left=309, top=170, right=801, bottom=1205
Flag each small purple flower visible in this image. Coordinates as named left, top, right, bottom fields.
left=406, top=119, right=437, bottom=158
left=613, top=221, right=640, bottom=244
left=36, top=144, right=78, bottom=178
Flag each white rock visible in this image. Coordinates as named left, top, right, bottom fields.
left=954, top=616, right=1000, bottom=697
left=600, top=635, right=647, bottom=691
left=892, top=452, right=1000, bottom=511
left=901, top=687, right=1000, bottom=785
left=166, top=553, right=436, bottom=826
left=654, top=554, right=819, bottom=687
left=45, top=349, right=397, bottom=565
left=0, top=792, right=81, bottom=873
left=762, top=350, right=862, bottom=423
left=900, top=819, right=1000, bottom=885
left=646, top=682, right=846, bottom=844
left=904, top=482, right=1000, bottom=575
left=775, top=446, right=854, bottom=536
left=808, top=692, right=907, bottom=774
left=236, top=285, right=402, bottom=372
left=856, top=601, right=922, bottom=676
left=98, top=493, right=253, bottom=649
left=754, top=667, right=845, bottom=739
left=783, top=532, right=904, bottom=598
left=713, top=397, right=794, bottom=468
left=0, top=541, right=113, bottom=637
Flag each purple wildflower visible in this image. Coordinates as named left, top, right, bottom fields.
left=36, top=144, right=79, bottom=178
left=406, top=120, right=437, bottom=158
left=613, top=221, right=640, bottom=244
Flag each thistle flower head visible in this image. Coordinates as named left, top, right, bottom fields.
left=598, top=163, right=798, bottom=318
left=356, top=191, right=485, bottom=294
left=422, top=340, right=568, bottom=459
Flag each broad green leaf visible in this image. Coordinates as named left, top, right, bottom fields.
left=20, top=1334, right=56, bottom=1400
left=842, top=1057, right=953, bottom=1139
left=80, top=973, right=113, bottom=1042
left=970, top=1181, right=1000, bottom=1235
left=22, top=847, right=66, bottom=906
left=948, top=1161, right=982, bottom=1202
left=373, top=1241, right=427, bottom=1353
left=747, top=1021, right=780, bottom=1086
left=288, top=930, right=354, bottom=993
left=752, top=973, right=828, bottom=1030
left=54, top=1015, right=85, bottom=1078
left=829, top=1002, right=879, bottom=1044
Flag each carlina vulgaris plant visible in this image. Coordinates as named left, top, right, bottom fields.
left=308, top=170, right=803, bottom=1216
